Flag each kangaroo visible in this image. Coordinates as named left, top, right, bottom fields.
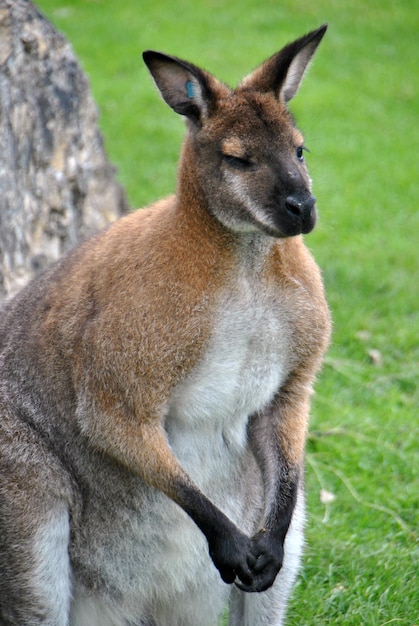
left=0, top=25, right=331, bottom=626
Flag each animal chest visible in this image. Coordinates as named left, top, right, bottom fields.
left=70, top=241, right=325, bottom=616
left=165, top=267, right=306, bottom=492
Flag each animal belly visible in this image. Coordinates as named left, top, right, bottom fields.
left=166, top=316, right=288, bottom=498
left=70, top=430, right=260, bottom=622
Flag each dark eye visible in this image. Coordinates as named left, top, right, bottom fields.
left=296, top=145, right=309, bottom=162
left=223, top=154, right=252, bottom=169
left=296, top=146, right=304, bottom=161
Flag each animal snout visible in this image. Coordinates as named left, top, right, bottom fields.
left=285, top=193, right=316, bottom=217
left=285, top=193, right=317, bottom=234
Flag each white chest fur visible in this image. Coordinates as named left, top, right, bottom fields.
left=167, top=267, right=292, bottom=495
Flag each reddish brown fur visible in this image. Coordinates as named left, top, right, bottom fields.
left=0, top=25, right=331, bottom=623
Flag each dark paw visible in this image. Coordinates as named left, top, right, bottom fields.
left=235, top=529, right=283, bottom=593
left=208, top=527, right=253, bottom=587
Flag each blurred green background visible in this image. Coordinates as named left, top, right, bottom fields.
left=36, top=1, right=419, bottom=624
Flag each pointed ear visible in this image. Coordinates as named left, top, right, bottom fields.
left=142, top=51, right=217, bottom=124
left=239, top=24, right=327, bottom=103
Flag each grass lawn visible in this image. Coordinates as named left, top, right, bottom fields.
left=36, top=1, right=419, bottom=624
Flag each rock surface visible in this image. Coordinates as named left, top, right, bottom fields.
left=0, top=0, right=129, bottom=302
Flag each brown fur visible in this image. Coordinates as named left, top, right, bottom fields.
left=0, top=25, right=330, bottom=625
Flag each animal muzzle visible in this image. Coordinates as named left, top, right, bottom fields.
left=285, top=193, right=317, bottom=234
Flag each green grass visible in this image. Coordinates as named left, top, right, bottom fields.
left=36, top=1, right=419, bottom=624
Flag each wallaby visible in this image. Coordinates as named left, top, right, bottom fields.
left=0, top=25, right=331, bottom=626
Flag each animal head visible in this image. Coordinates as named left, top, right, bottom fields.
left=143, top=25, right=327, bottom=238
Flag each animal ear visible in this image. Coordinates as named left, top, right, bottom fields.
left=239, top=24, right=327, bottom=103
left=143, top=51, right=217, bottom=124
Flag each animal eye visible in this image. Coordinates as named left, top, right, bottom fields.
left=223, top=154, right=252, bottom=169
left=296, top=145, right=309, bottom=162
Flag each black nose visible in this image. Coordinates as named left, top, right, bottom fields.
left=285, top=193, right=316, bottom=218
left=285, top=193, right=317, bottom=234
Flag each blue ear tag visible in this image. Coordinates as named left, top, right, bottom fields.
left=186, top=80, right=195, bottom=99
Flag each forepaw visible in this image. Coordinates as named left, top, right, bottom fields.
left=235, top=529, right=283, bottom=593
